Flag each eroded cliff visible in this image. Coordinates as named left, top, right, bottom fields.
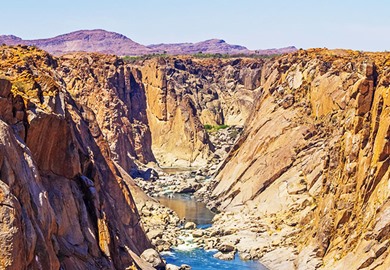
left=137, top=57, right=263, bottom=166
left=1, top=44, right=388, bottom=270
left=58, top=53, right=263, bottom=168
left=0, top=45, right=265, bottom=269
left=209, top=49, right=389, bottom=269
left=0, top=46, right=153, bottom=270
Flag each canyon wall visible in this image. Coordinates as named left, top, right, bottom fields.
left=210, top=49, right=389, bottom=269
left=1, top=44, right=387, bottom=270
left=58, top=48, right=388, bottom=269
left=0, top=45, right=264, bottom=269
left=58, top=53, right=263, bottom=168
left=0, top=46, right=153, bottom=270
left=137, top=57, right=263, bottom=166
left=0, top=46, right=261, bottom=269
left=59, top=53, right=155, bottom=171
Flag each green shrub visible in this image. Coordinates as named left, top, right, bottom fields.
left=204, top=124, right=213, bottom=130
left=216, top=124, right=229, bottom=130
left=204, top=124, right=229, bottom=132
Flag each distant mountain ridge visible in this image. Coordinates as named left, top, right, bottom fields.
left=147, top=38, right=251, bottom=54
left=148, top=39, right=296, bottom=55
left=0, top=29, right=297, bottom=56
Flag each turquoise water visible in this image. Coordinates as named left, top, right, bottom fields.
left=162, top=249, right=267, bottom=270
left=159, top=194, right=268, bottom=269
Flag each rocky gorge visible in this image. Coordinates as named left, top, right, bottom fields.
left=0, top=45, right=388, bottom=270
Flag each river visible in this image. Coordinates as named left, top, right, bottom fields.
left=158, top=194, right=268, bottom=270
left=158, top=194, right=215, bottom=224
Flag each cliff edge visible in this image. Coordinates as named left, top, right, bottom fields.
left=209, top=49, right=389, bottom=269
left=0, top=45, right=154, bottom=269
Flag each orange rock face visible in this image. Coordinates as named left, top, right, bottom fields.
left=0, top=45, right=262, bottom=269
left=209, top=49, right=390, bottom=269
left=58, top=54, right=264, bottom=168
left=0, top=46, right=152, bottom=269
left=137, top=57, right=264, bottom=167
left=1, top=45, right=388, bottom=270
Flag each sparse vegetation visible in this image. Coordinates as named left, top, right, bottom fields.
left=121, top=53, right=282, bottom=63
left=122, top=53, right=169, bottom=63
left=204, top=124, right=229, bottom=132
left=192, top=53, right=282, bottom=59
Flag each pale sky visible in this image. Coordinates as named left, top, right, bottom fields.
left=2, top=0, right=390, bottom=51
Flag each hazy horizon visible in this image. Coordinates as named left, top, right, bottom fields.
left=2, top=0, right=390, bottom=52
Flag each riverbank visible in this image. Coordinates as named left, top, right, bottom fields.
left=139, top=193, right=269, bottom=269
left=133, top=126, right=278, bottom=269
left=133, top=126, right=242, bottom=198
left=162, top=249, right=266, bottom=270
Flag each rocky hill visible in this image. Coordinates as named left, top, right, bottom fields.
left=0, top=29, right=296, bottom=56
left=0, top=29, right=151, bottom=56
left=148, top=40, right=296, bottom=55
left=147, top=39, right=251, bottom=54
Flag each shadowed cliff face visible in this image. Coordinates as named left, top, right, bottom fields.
left=59, top=53, right=156, bottom=170
left=137, top=57, right=264, bottom=167
left=58, top=54, right=264, bottom=168
left=210, top=49, right=389, bottom=269
left=0, top=46, right=153, bottom=270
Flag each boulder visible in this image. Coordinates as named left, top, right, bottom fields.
left=166, top=264, right=180, bottom=270
left=177, top=178, right=201, bottom=193
left=192, top=230, right=204, bottom=237
left=287, top=179, right=307, bottom=195
left=130, top=168, right=159, bottom=181
left=218, top=242, right=236, bottom=252
left=140, top=248, right=165, bottom=269
left=239, top=252, right=251, bottom=260
left=146, top=229, right=163, bottom=240
left=177, top=184, right=196, bottom=193
left=280, top=94, right=295, bottom=109
left=213, top=251, right=236, bottom=260
left=184, top=222, right=197, bottom=230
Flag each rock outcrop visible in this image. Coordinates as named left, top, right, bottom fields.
left=209, top=49, right=390, bottom=269
left=59, top=53, right=156, bottom=171
left=0, top=46, right=154, bottom=269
